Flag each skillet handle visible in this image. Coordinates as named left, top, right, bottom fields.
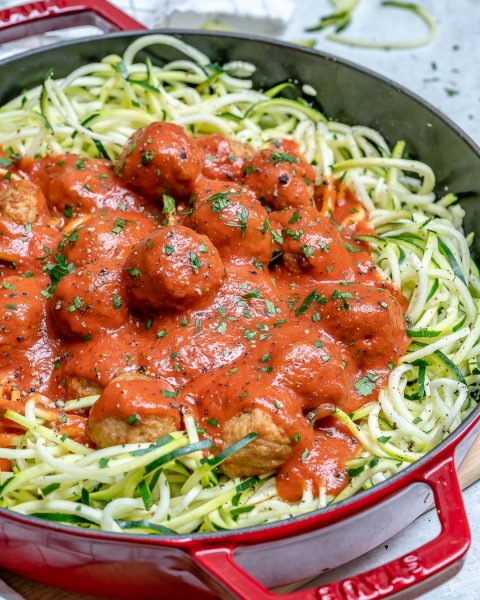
left=191, top=453, right=470, bottom=600
left=0, top=0, right=144, bottom=42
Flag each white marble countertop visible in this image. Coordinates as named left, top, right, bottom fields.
left=0, top=1, right=479, bottom=598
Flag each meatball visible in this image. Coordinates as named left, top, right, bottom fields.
left=50, top=262, right=128, bottom=338
left=0, top=180, right=48, bottom=224
left=87, top=373, right=181, bottom=447
left=196, top=134, right=254, bottom=181
left=221, top=408, right=293, bottom=477
left=318, top=282, right=408, bottom=362
left=188, top=363, right=299, bottom=478
left=0, top=220, right=62, bottom=275
left=125, top=225, right=224, bottom=312
left=269, top=208, right=361, bottom=280
left=65, top=376, right=103, bottom=399
left=116, top=122, right=203, bottom=201
left=187, top=178, right=272, bottom=263
left=0, top=275, right=47, bottom=351
left=244, top=143, right=316, bottom=210
left=62, top=210, right=156, bottom=267
left=22, top=155, right=144, bottom=216
left=271, top=330, right=350, bottom=411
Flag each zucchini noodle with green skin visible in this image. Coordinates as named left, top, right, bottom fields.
left=0, top=35, right=478, bottom=533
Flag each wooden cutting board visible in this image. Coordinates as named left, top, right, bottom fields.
left=2, top=433, right=480, bottom=600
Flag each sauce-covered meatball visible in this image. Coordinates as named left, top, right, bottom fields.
left=0, top=220, right=62, bottom=275
left=185, top=365, right=300, bottom=478
left=0, top=275, right=47, bottom=351
left=22, top=155, right=143, bottom=216
left=116, top=122, right=203, bottom=201
left=317, top=282, right=408, bottom=364
left=50, top=262, right=128, bottom=338
left=62, top=210, right=157, bottom=267
left=244, top=142, right=316, bottom=210
left=269, top=207, right=365, bottom=280
left=196, top=134, right=254, bottom=181
left=0, top=180, right=48, bottom=224
left=125, top=225, right=224, bottom=312
left=271, top=329, right=350, bottom=411
left=187, top=178, right=272, bottom=263
left=87, top=373, right=181, bottom=447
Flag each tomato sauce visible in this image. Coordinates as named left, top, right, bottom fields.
left=0, top=125, right=409, bottom=500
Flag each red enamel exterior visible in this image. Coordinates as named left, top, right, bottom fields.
left=192, top=454, right=470, bottom=599
left=0, top=0, right=144, bottom=42
left=0, top=2, right=479, bottom=599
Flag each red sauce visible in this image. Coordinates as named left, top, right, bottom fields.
left=89, top=377, right=181, bottom=425
left=0, top=127, right=409, bottom=501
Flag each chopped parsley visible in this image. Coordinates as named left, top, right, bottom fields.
left=112, top=218, right=127, bottom=234
left=347, top=466, right=364, bottom=479
left=112, top=294, right=122, bottom=310
left=140, top=150, right=155, bottom=165
left=127, top=413, right=140, bottom=425
left=284, top=227, right=303, bottom=241
left=217, top=321, right=228, bottom=334
left=344, top=242, right=362, bottom=253
left=271, top=151, right=300, bottom=166
left=162, top=194, right=176, bottom=221
left=208, top=190, right=237, bottom=212
left=226, top=207, right=249, bottom=235
left=289, top=211, right=300, bottom=224
left=67, top=296, right=83, bottom=312
left=189, top=252, right=203, bottom=273
left=354, top=372, right=380, bottom=397
left=332, top=290, right=354, bottom=310
left=377, top=435, right=392, bottom=444
left=301, top=245, right=314, bottom=257
left=43, top=254, right=74, bottom=295
left=295, top=290, right=328, bottom=315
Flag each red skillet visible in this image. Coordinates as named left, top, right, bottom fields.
left=0, top=2, right=479, bottom=599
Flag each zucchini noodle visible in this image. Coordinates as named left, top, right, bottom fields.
left=306, top=0, right=437, bottom=50
left=0, top=35, right=477, bottom=534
